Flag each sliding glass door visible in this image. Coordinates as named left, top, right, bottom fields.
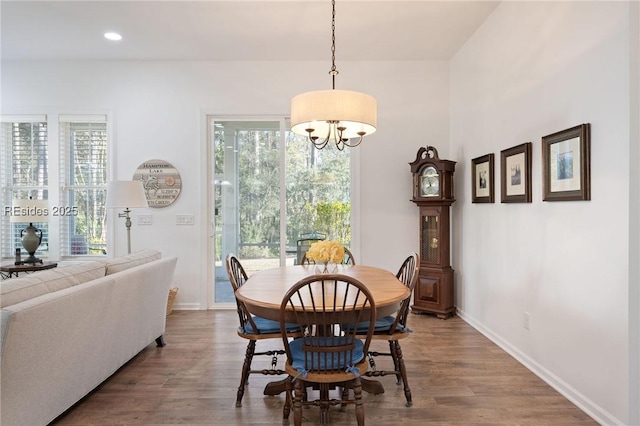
left=208, top=117, right=351, bottom=306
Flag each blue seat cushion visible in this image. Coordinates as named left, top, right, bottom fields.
left=350, top=315, right=398, bottom=333
left=289, top=336, right=365, bottom=373
left=244, top=316, right=300, bottom=334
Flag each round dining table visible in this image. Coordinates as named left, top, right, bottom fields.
left=234, top=264, right=410, bottom=396
left=235, top=264, right=410, bottom=322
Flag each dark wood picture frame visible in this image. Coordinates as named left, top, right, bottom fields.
left=471, top=153, right=495, bottom=203
left=542, top=123, right=591, bottom=201
left=500, top=142, right=532, bottom=203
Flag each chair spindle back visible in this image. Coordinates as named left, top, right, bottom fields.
left=388, top=253, right=420, bottom=334
left=279, top=274, right=376, bottom=375
left=225, top=254, right=260, bottom=334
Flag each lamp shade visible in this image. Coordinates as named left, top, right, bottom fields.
left=106, top=181, right=148, bottom=209
left=9, top=199, right=49, bottom=223
left=290, top=89, right=377, bottom=140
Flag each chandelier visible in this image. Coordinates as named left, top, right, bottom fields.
left=290, top=0, right=377, bottom=151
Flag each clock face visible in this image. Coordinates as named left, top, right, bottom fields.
left=420, top=167, right=440, bottom=197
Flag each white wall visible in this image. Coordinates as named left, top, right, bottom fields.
left=0, top=59, right=448, bottom=308
left=450, top=2, right=635, bottom=424
left=359, top=61, right=450, bottom=272
left=629, top=3, right=640, bottom=424
left=4, top=2, right=637, bottom=423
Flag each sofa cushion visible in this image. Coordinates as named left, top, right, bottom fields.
left=0, top=261, right=106, bottom=308
left=102, top=249, right=161, bottom=275
left=0, top=309, right=12, bottom=356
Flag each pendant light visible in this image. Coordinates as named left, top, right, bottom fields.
left=290, top=0, right=377, bottom=150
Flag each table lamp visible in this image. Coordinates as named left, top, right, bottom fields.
left=106, top=180, right=148, bottom=254
left=10, top=198, right=49, bottom=264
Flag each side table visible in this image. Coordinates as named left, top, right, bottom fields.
left=0, top=262, right=58, bottom=279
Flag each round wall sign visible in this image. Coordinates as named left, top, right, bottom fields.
left=133, top=159, right=182, bottom=208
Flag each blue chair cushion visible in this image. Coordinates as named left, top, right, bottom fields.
left=350, top=315, right=398, bottom=333
left=289, top=336, right=365, bottom=375
left=244, top=315, right=300, bottom=334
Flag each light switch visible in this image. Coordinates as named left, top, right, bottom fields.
left=138, top=215, right=152, bottom=225
left=176, top=214, right=194, bottom=225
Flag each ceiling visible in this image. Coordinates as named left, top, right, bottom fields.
left=1, top=1, right=500, bottom=61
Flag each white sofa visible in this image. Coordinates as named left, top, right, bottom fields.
left=0, top=249, right=178, bottom=426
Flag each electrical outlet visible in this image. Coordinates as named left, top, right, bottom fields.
left=138, top=215, right=152, bottom=225
left=523, top=312, right=531, bottom=330
left=176, top=214, right=194, bottom=225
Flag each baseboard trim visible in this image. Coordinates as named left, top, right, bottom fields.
left=170, top=302, right=202, bottom=311
left=456, top=308, right=623, bottom=426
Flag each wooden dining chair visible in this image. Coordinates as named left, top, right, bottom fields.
left=355, top=252, right=419, bottom=407
left=225, top=254, right=303, bottom=407
left=279, top=274, right=376, bottom=426
left=300, top=246, right=356, bottom=265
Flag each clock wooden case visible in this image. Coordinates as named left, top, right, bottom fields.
left=409, top=146, right=456, bottom=319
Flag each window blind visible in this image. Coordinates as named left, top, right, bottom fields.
left=0, top=117, right=49, bottom=258
left=59, top=115, right=108, bottom=256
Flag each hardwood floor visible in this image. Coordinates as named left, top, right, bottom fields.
left=52, top=310, right=597, bottom=425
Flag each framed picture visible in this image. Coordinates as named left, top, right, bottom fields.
left=471, top=153, right=495, bottom=203
left=500, top=142, right=532, bottom=203
left=542, top=124, right=591, bottom=201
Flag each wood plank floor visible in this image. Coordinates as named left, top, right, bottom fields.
left=52, top=311, right=597, bottom=425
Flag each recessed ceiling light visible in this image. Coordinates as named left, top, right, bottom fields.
left=104, top=32, right=122, bottom=41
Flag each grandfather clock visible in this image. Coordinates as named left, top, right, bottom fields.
left=409, top=146, right=456, bottom=319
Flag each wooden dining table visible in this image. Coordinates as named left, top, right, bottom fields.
left=235, top=264, right=410, bottom=395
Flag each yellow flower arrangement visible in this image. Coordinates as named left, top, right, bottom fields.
left=305, top=240, right=345, bottom=264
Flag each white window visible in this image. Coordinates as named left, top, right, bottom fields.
left=1, top=115, right=49, bottom=258
left=1, top=114, right=109, bottom=260
left=59, top=115, right=108, bottom=256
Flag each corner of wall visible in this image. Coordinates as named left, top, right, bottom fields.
left=628, top=2, right=640, bottom=424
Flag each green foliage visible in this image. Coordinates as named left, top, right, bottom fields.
left=240, top=244, right=274, bottom=259
left=285, top=133, right=351, bottom=246
left=313, top=201, right=351, bottom=244
left=213, top=122, right=352, bottom=261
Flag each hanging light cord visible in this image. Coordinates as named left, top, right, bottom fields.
left=305, top=0, right=366, bottom=151
left=330, top=0, right=338, bottom=89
